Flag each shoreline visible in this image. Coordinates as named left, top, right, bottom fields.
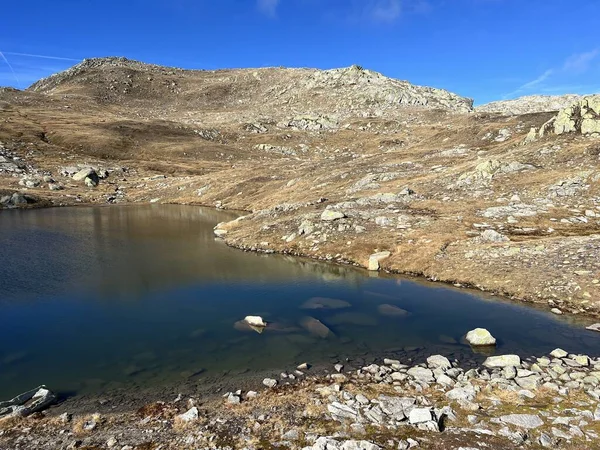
left=3, top=347, right=600, bottom=449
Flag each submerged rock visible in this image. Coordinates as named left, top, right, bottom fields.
left=301, top=297, right=351, bottom=310
left=377, top=304, right=409, bottom=317
left=300, top=317, right=333, bottom=338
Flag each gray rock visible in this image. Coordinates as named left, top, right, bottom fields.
left=446, top=384, right=477, bottom=402
left=586, top=323, right=600, bottom=332
left=282, top=429, right=300, bottom=440
left=10, top=192, right=27, bottom=205
left=321, top=210, right=346, bottom=221
left=340, top=440, right=381, bottom=450
left=73, top=168, right=99, bottom=183
left=84, top=176, right=98, bottom=187
left=515, top=375, right=542, bottom=390
left=483, top=355, right=521, bottom=369
left=328, top=402, right=359, bottom=421
left=263, top=378, right=278, bottom=388
left=177, top=407, right=198, bottom=422
left=368, top=251, right=391, bottom=271
left=426, top=355, right=451, bottom=370
left=407, top=367, right=434, bottom=383
left=550, top=348, right=569, bottom=359
left=0, top=386, right=57, bottom=418
left=539, top=432, right=555, bottom=447
left=226, top=393, right=241, bottom=404
left=408, top=408, right=434, bottom=424
left=377, top=396, right=415, bottom=420
left=500, top=413, right=543, bottom=429
left=502, top=365, right=517, bottom=380
left=481, top=229, right=509, bottom=243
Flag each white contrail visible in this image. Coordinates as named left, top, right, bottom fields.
left=2, top=51, right=81, bottom=62
left=0, top=51, right=21, bottom=88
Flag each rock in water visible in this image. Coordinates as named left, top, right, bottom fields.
left=300, top=316, right=333, bottom=338
left=465, top=328, right=497, bottom=346
left=301, top=297, right=351, bottom=310
left=586, top=323, right=600, bottom=332
left=244, top=316, right=267, bottom=328
left=483, top=355, right=521, bottom=368
left=377, top=304, right=409, bottom=317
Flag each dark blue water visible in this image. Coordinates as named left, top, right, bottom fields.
left=0, top=205, right=598, bottom=399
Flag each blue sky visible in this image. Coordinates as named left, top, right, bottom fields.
left=1, top=0, right=599, bottom=104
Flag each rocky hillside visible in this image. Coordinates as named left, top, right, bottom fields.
left=1, top=57, right=600, bottom=323
left=476, top=94, right=584, bottom=115
left=28, top=57, right=474, bottom=121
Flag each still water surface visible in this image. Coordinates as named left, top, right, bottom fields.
left=0, top=205, right=599, bottom=399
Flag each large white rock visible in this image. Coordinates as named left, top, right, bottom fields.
left=321, top=209, right=345, bottom=221
left=465, top=328, right=497, bottom=346
left=244, top=316, right=267, bottom=328
left=483, top=355, right=521, bottom=369
left=368, top=251, right=391, bottom=271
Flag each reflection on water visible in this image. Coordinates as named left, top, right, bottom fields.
left=0, top=205, right=599, bottom=399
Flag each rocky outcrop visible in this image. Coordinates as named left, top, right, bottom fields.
left=476, top=94, right=583, bottom=115
left=553, top=96, right=600, bottom=135
left=27, top=58, right=474, bottom=116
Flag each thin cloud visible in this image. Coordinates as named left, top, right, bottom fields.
left=563, top=49, right=599, bottom=74
left=504, top=69, right=553, bottom=98
left=257, top=0, right=280, bottom=17
left=503, top=48, right=600, bottom=99
left=2, top=52, right=81, bottom=62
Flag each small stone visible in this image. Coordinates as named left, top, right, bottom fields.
left=263, top=378, right=277, bottom=388
left=177, top=407, right=199, bottom=422
left=334, top=363, right=344, bottom=373
left=226, top=393, right=241, bottom=404
left=106, top=437, right=118, bottom=448
left=550, top=348, right=568, bottom=358
left=281, top=429, right=300, bottom=440
left=551, top=308, right=563, bottom=315
left=297, top=363, right=309, bottom=370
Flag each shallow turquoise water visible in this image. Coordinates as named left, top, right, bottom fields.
left=0, top=204, right=598, bottom=399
